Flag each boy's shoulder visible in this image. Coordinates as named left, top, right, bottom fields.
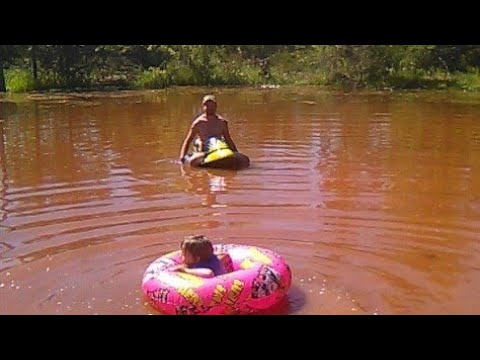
left=191, top=114, right=228, bottom=128
left=191, top=115, right=207, bottom=126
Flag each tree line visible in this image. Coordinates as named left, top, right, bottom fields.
left=1, top=45, right=479, bottom=92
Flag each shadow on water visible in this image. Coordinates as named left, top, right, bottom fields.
left=253, top=285, right=306, bottom=315
left=0, top=101, right=18, bottom=119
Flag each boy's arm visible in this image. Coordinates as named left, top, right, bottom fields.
left=179, top=122, right=198, bottom=162
left=222, top=120, right=238, bottom=152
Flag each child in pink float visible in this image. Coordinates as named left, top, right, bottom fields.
left=172, top=235, right=227, bottom=278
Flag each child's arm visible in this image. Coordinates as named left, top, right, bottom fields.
left=182, top=268, right=214, bottom=278
left=170, top=265, right=214, bottom=278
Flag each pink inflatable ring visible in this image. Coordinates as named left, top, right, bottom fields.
left=142, top=244, right=292, bottom=315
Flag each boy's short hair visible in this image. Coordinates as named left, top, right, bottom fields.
left=181, top=235, right=214, bottom=261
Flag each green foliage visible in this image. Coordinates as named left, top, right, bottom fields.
left=451, top=69, right=480, bottom=91
left=2, top=45, right=480, bottom=92
left=5, top=68, right=36, bottom=92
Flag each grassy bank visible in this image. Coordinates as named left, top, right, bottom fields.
left=6, top=62, right=480, bottom=93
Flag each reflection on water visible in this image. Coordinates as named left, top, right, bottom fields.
left=0, top=88, right=480, bottom=314
left=181, top=166, right=234, bottom=207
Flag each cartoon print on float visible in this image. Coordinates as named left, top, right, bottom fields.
left=147, top=288, right=170, bottom=304
left=251, top=265, right=282, bottom=299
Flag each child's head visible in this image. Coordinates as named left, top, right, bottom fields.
left=181, top=235, right=214, bottom=266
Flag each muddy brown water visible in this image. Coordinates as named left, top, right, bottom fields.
left=1, top=87, right=479, bottom=314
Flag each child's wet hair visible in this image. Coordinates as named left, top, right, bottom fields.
left=181, top=235, right=214, bottom=261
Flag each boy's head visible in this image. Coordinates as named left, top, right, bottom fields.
left=181, top=235, right=214, bottom=266
left=202, top=95, right=217, bottom=115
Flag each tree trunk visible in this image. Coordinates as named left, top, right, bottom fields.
left=0, top=56, right=6, bottom=92
left=32, top=45, right=38, bottom=80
